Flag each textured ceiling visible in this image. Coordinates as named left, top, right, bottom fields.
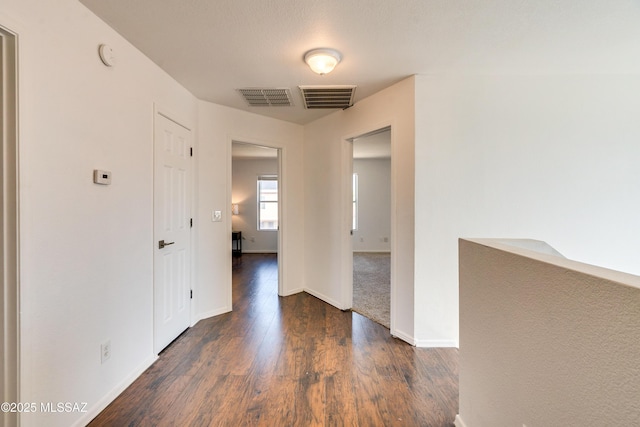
left=79, top=0, right=640, bottom=124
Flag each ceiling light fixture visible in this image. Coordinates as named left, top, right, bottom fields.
left=304, top=48, right=342, bottom=75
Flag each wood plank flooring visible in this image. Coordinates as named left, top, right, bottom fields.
left=89, top=253, right=458, bottom=426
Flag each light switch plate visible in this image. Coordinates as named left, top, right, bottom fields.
left=212, top=210, right=222, bottom=222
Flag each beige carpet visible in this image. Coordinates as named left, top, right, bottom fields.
left=352, top=252, right=390, bottom=328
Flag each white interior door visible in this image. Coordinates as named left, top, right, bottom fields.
left=154, top=112, right=191, bottom=354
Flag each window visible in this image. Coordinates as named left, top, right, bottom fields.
left=352, top=173, right=358, bottom=231
left=258, top=176, right=278, bottom=230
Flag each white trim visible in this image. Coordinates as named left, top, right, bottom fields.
left=0, top=22, right=20, bottom=427
left=454, top=414, right=468, bottom=427
left=71, top=355, right=158, bottom=427
left=391, top=329, right=416, bottom=346
left=239, top=250, right=278, bottom=254
left=415, top=339, right=459, bottom=348
left=280, top=287, right=304, bottom=297
left=225, top=136, right=234, bottom=312
left=387, top=123, right=398, bottom=335
left=304, top=288, right=347, bottom=311
left=276, top=148, right=284, bottom=297
left=154, top=103, right=194, bottom=132
left=193, top=306, right=232, bottom=324
left=352, top=250, right=391, bottom=254
left=340, top=136, right=354, bottom=310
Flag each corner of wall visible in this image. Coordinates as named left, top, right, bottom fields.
left=454, top=414, right=468, bottom=427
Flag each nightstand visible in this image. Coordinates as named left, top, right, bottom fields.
left=232, top=231, right=242, bottom=255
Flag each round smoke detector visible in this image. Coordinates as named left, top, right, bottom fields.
left=98, top=44, right=115, bottom=67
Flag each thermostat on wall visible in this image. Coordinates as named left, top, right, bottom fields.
left=93, top=170, right=112, bottom=185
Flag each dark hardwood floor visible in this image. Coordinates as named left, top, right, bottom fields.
left=89, top=253, right=459, bottom=426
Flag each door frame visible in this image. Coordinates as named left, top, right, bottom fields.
left=341, top=123, right=397, bottom=333
left=1, top=23, right=20, bottom=427
left=228, top=138, right=284, bottom=298
left=152, top=105, right=193, bottom=353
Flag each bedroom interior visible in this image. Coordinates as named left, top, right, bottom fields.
left=351, top=129, right=392, bottom=328
left=231, top=142, right=280, bottom=255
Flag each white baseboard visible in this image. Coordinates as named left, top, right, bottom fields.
left=415, top=338, right=459, bottom=348
left=389, top=329, right=459, bottom=348
left=280, top=287, right=304, bottom=297
left=73, top=355, right=158, bottom=427
left=193, top=306, right=232, bottom=324
left=352, top=250, right=391, bottom=253
left=391, top=328, right=416, bottom=345
left=238, top=250, right=277, bottom=254
left=454, top=414, right=467, bottom=427
left=303, top=288, right=346, bottom=310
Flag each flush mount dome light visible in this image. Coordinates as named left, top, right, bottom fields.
left=304, top=48, right=342, bottom=75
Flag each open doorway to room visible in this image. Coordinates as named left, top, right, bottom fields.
left=350, top=127, right=392, bottom=328
left=231, top=141, right=281, bottom=301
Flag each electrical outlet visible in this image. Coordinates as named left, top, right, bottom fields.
left=93, top=169, right=112, bottom=185
left=101, top=340, right=111, bottom=364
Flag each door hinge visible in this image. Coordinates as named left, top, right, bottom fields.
left=190, top=218, right=193, bottom=228
left=190, top=290, right=193, bottom=299
left=190, top=147, right=193, bottom=157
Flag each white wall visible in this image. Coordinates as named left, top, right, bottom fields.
left=4, top=1, right=198, bottom=426
left=414, top=74, right=640, bottom=347
left=457, top=238, right=640, bottom=427
left=11, top=5, right=639, bottom=425
left=352, top=158, right=391, bottom=252
left=3, top=2, right=305, bottom=423
left=232, top=157, right=279, bottom=253
left=304, top=77, right=415, bottom=342
left=196, top=101, right=304, bottom=320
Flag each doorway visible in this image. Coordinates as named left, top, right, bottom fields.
left=1, top=25, right=19, bottom=427
left=350, top=127, right=392, bottom=328
left=231, top=141, right=281, bottom=299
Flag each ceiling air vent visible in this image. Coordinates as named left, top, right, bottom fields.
left=299, top=85, right=356, bottom=109
left=237, top=88, right=293, bottom=107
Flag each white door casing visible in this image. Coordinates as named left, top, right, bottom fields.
left=154, top=112, right=191, bottom=354
left=1, top=25, right=19, bottom=427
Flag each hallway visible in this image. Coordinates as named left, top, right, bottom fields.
left=89, top=254, right=458, bottom=426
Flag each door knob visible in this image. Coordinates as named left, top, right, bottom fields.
left=158, top=240, right=175, bottom=249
